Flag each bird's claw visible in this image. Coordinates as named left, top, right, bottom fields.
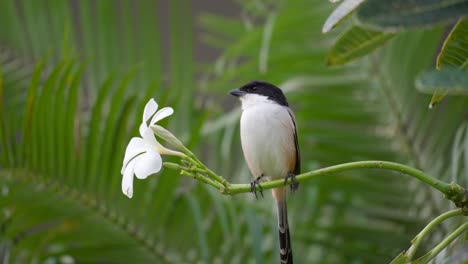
left=285, top=173, right=299, bottom=192
left=250, top=175, right=264, bottom=199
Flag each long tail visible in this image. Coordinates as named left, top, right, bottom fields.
left=273, top=187, right=293, bottom=264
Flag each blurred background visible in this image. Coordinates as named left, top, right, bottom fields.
left=1, top=0, right=467, bottom=263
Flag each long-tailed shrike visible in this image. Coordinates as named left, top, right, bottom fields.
left=230, top=80, right=300, bottom=264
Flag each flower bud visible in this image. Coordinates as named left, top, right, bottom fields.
left=151, top=125, right=189, bottom=155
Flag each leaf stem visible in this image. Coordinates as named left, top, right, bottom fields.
left=174, top=143, right=229, bottom=186
left=414, top=222, right=468, bottom=264
left=406, top=209, right=464, bottom=261
left=186, top=153, right=229, bottom=186
left=163, top=162, right=223, bottom=188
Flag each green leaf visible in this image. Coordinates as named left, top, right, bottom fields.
left=22, top=59, right=46, bottom=168
left=437, top=19, right=468, bottom=69
left=170, top=0, right=194, bottom=133
left=429, top=19, right=468, bottom=106
left=0, top=62, right=10, bottom=166
left=81, top=74, right=115, bottom=188
left=356, top=0, right=468, bottom=31
left=52, top=61, right=75, bottom=179
left=31, top=61, right=67, bottom=172
left=390, top=252, right=410, bottom=264
left=416, top=68, right=468, bottom=95
left=428, top=91, right=448, bottom=108
left=322, top=0, right=365, bottom=33
left=64, top=65, right=83, bottom=183
left=185, top=194, right=210, bottom=262
left=328, top=26, right=395, bottom=65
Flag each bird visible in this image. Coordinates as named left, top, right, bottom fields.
left=230, top=80, right=300, bottom=264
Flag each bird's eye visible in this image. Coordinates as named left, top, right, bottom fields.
left=251, top=86, right=257, bottom=91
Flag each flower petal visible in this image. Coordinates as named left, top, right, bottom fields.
left=139, top=122, right=148, bottom=137
left=138, top=126, right=181, bottom=157
left=143, top=126, right=184, bottom=156
left=141, top=127, right=158, bottom=145
left=122, top=160, right=136, bottom=198
left=143, top=98, right=158, bottom=124
left=150, top=107, right=174, bottom=126
left=133, top=149, right=162, bottom=179
left=121, top=137, right=146, bottom=174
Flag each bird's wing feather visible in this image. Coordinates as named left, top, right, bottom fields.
left=287, top=108, right=300, bottom=175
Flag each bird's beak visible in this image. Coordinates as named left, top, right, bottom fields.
left=229, top=89, right=246, bottom=97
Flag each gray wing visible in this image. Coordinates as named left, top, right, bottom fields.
left=287, top=108, right=301, bottom=175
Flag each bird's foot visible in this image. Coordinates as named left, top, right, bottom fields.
left=285, top=173, right=299, bottom=192
left=250, top=175, right=264, bottom=199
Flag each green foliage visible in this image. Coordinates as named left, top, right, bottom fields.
left=323, top=1, right=468, bottom=66
left=356, top=0, right=468, bottom=31
left=390, top=252, right=410, bottom=264
left=416, top=68, right=468, bottom=95
left=437, top=19, right=468, bottom=69
left=428, top=18, right=468, bottom=106
left=328, top=26, right=395, bottom=65
left=324, top=0, right=468, bottom=107
left=0, top=0, right=467, bottom=263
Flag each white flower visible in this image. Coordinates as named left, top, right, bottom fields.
left=121, top=98, right=181, bottom=198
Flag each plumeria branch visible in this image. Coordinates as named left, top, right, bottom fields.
left=413, top=222, right=468, bottom=263
left=164, top=160, right=468, bottom=214
left=182, top=154, right=229, bottom=187
left=164, top=162, right=224, bottom=189
left=406, top=209, right=465, bottom=261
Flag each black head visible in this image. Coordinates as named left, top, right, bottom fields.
left=229, top=80, right=289, bottom=106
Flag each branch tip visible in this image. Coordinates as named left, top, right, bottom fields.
left=444, top=183, right=468, bottom=214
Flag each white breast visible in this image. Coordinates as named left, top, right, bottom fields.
left=240, top=98, right=296, bottom=180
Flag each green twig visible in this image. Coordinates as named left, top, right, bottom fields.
left=163, top=162, right=223, bottom=188
left=222, top=161, right=453, bottom=196
left=413, top=222, right=468, bottom=264
left=406, top=209, right=464, bottom=261
left=167, top=159, right=468, bottom=212
left=186, top=153, right=229, bottom=186
left=173, top=143, right=229, bottom=186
